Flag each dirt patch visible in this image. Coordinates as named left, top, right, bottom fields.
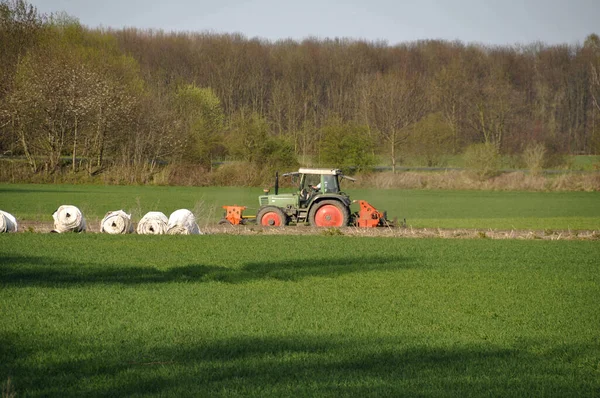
left=210, top=224, right=599, bottom=240
left=14, top=220, right=599, bottom=241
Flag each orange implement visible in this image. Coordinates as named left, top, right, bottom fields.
left=355, top=200, right=385, bottom=227
left=221, top=205, right=247, bottom=225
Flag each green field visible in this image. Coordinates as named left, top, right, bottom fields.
left=1, top=234, right=598, bottom=396
left=1, top=183, right=600, bottom=230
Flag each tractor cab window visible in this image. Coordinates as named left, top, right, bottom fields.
left=300, top=173, right=340, bottom=196
left=322, top=174, right=339, bottom=193
left=303, top=174, right=321, bottom=192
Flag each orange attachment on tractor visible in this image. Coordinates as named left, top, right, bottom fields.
left=354, top=200, right=387, bottom=228
left=221, top=205, right=247, bottom=225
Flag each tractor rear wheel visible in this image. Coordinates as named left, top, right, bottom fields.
left=257, top=206, right=287, bottom=227
left=309, top=200, right=349, bottom=227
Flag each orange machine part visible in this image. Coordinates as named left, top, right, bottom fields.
left=355, top=200, right=383, bottom=228
left=222, top=205, right=247, bottom=225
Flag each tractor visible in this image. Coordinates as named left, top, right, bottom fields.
left=249, top=168, right=394, bottom=227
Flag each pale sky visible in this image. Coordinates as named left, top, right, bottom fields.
left=30, top=0, right=599, bottom=46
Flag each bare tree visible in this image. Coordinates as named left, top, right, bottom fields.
left=365, top=71, right=428, bottom=172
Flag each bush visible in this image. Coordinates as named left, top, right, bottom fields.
left=463, top=143, right=501, bottom=181
left=522, top=142, right=546, bottom=176
left=318, top=117, right=376, bottom=171
left=226, top=111, right=298, bottom=173
left=406, top=112, right=454, bottom=167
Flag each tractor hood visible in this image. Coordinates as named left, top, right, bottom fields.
left=259, top=193, right=298, bottom=208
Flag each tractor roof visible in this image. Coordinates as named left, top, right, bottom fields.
left=297, top=168, right=343, bottom=175
left=281, top=168, right=356, bottom=181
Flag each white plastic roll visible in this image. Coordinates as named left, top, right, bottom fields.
left=166, top=209, right=202, bottom=235
left=137, top=211, right=168, bottom=235
left=100, top=210, right=133, bottom=234
left=51, top=205, right=86, bottom=233
left=0, top=210, right=17, bottom=233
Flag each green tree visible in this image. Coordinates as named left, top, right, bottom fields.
left=318, top=116, right=375, bottom=171
left=6, top=18, right=145, bottom=174
left=175, top=84, right=225, bottom=168
left=407, top=112, right=454, bottom=167
left=8, top=25, right=98, bottom=172
left=0, top=0, right=45, bottom=154
left=227, top=110, right=298, bottom=170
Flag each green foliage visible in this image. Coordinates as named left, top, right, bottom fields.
left=406, top=112, right=454, bottom=167
left=0, top=0, right=46, bottom=157
left=227, top=111, right=298, bottom=171
left=320, top=227, right=344, bottom=236
left=0, top=0, right=45, bottom=90
left=1, top=235, right=598, bottom=396
left=175, top=84, right=225, bottom=167
left=567, top=155, right=600, bottom=171
left=5, top=16, right=148, bottom=173
left=318, top=117, right=375, bottom=171
left=463, top=143, right=501, bottom=180
left=263, top=136, right=299, bottom=170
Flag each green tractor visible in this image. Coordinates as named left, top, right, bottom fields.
left=256, top=168, right=387, bottom=227
left=219, top=168, right=395, bottom=228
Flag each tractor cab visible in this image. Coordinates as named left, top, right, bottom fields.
left=300, top=170, right=341, bottom=196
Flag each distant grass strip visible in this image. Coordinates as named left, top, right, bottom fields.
left=1, top=234, right=598, bottom=397
left=1, top=184, right=600, bottom=230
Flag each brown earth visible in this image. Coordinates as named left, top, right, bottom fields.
left=15, top=220, right=599, bottom=241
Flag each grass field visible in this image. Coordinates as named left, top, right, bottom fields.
left=1, top=183, right=600, bottom=230
left=1, top=234, right=598, bottom=396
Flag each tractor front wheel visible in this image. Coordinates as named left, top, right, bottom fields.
left=257, top=206, right=287, bottom=227
left=309, top=200, right=350, bottom=227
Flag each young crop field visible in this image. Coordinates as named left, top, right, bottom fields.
left=1, top=183, right=599, bottom=231
left=1, top=234, right=598, bottom=396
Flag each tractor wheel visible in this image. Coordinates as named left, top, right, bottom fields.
left=308, top=200, right=350, bottom=227
left=257, top=206, right=287, bottom=227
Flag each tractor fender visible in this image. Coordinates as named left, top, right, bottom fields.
left=306, top=194, right=351, bottom=213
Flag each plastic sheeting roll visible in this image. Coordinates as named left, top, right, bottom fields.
left=0, top=210, right=17, bottom=233
left=137, top=211, right=168, bottom=235
left=167, top=209, right=202, bottom=235
left=100, top=210, right=133, bottom=234
left=51, top=205, right=86, bottom=233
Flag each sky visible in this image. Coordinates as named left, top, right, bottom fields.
left=29, top=0, right=599, bottom=46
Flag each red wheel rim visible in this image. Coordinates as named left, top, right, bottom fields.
left=261, top=212, right=282, bottom=226
left=314, top=205, right=344, bottom=227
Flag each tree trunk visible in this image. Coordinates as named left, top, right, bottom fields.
left=72, top=116, right=78, bottom=173
left=391, top=137, right=396, bottom=174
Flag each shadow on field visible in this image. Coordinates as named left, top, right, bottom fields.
left=0, top=254, right=416, bottom=286
left=1, top=332, right=597, bottom=397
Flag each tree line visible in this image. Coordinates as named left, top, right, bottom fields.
left=1, top=0, right=599, bottom=183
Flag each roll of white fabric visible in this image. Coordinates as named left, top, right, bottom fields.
left=0, top=210, right=17, bottom=233
left=137, top=211, right=169, bottom=235
left=167, top=209, right=202, bottom=235
left=100, top=210, right=133, bottom=234
left=51, top=205, right=86, bottom=233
